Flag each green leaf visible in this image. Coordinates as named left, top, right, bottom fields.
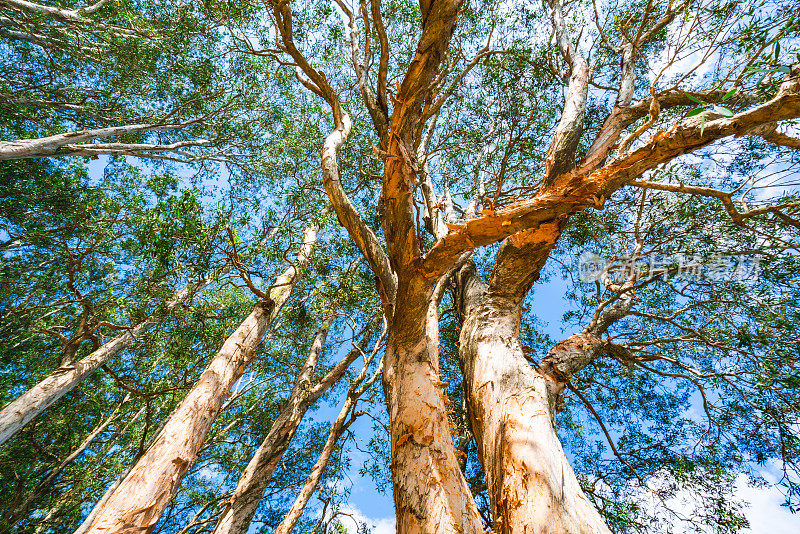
left=722, top=88, right=737, bottom=101
left=685, top=93, right=705, bottom=104
left=775, top=42, right=780, bottom=59
left=686, top=107, right=705, bottom=117
left=700, top=113, right=706, bottom=137
left=715, top=106, right=734, bottom=117
left=776, top=65, right=791, bottom=75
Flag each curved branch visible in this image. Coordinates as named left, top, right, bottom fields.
left=422, top=67, right=800, bottom=279
left=322, top=114, right=396, bottom=309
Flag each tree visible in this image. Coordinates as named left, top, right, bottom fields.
left=260, top=0, right=800, bottom=531
left=2, top=0, right=800, bottom=532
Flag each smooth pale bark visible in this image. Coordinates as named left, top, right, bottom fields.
left=542, top=0, right=589, bottom=185
left=454, top=235, right=636, bottom=534
left=0, top=123, right=207, bottom=160
left=274, top=329, right=386, bottom=534
left=212, top=313, right=380, bottom=534
left=83, top=225, right=319, bottom=534
left=458, top=266, right=611, bottom=534
left=0, top=0, right=117, bottom=23
left=0, top=277, right=212, bottom=448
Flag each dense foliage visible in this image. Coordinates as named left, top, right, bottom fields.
left=1, top=0, right=799, bottom=532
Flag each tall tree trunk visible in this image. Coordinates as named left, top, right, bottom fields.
left=72, top=407, right=170, bottom=534
left=83, top=224, right=319, bottom=534
left=456, top=260, right=612, bottom=534
left=0, top=276, right=213, bottom=448
left=384, top=280, right=484, bottom=534
left=314, top=114, right=483, bottom=532
left=212, top=312, right=380, bottom=534
left=274, top=329, right=385, bottom=534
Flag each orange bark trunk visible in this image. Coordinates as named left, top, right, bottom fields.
left=384, top=280, right=484, bottom=534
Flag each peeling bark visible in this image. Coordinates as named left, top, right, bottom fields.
left=278, top=1, right=800, bottom=530
left=83, top=225, right=319, bottom=534
left=383, top=280, right=483, bottom=534
left=422, top=68, right=800, bottom=276
left=458, top=264, right=611, bottom=534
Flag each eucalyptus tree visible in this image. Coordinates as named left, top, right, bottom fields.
left=2, top=0, right=800, bottom=532
left=241, top=0, right=800, bottom=531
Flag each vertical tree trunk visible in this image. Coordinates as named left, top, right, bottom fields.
left=0, top=277, right=212, bottom=448
left=274, top=329, right=385, bottom=534
left=83, top=224, right=319, bottom=534
left=457, top=264, right=611, bottom=534
left=212, top=312, right=380, bottom=534
left=384, top=281, right=484, bottom=534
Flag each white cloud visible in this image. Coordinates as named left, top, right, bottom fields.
left=737, top=474, right=797, bottom=534
left=332, top=505, right=395, bottom=534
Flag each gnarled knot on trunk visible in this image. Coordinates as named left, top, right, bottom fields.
left=256, top=296, right=275, bottom=316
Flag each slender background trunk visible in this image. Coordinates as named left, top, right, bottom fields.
left=83, top=224, right=319, bottom=534
left=212, top=312, right=380, bottom=534
left=0, top=277, right=212, bottom=448
left=274, top=327, right=386, bottom=534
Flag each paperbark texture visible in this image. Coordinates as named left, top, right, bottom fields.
left=384, top=283, right=484, bottom=534
left=83, top=225, right=319, bottom=534
left=458, top=261, right=611, bottom=534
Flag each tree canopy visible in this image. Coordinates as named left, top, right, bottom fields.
left=1, top=0, right=799, bottom=533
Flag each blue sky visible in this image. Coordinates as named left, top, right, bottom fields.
left=328, top=270, right=799, bottom=533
